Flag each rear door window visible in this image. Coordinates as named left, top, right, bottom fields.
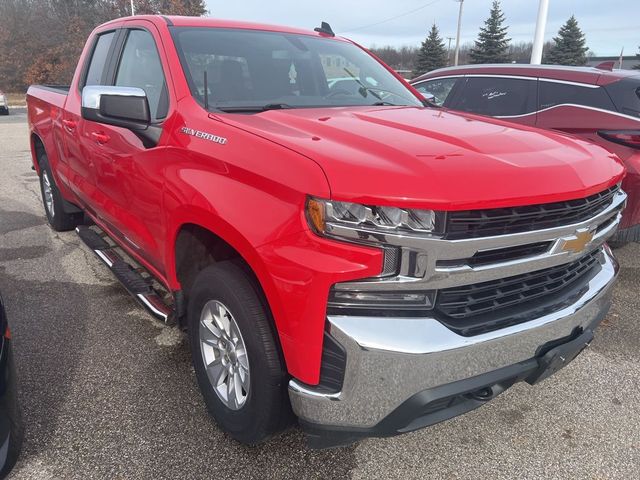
left=452, top=77, right=537, bottom=117
left=603, top=77, right=640, bottom=118
left=84, top=31, right=117, bottom=87
left=413, top=78, right=459, bottom=106
left=538, top=81, right=615, bottom=112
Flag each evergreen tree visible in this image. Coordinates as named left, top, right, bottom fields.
left=469, top=1, right=511, bottom=64
left=413, top=24, right=448, bottom=76
left=545, top=16, right=588, bottom=66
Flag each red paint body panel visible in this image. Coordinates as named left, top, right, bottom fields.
left=221, top=106, right=623, bottom=210
left=27, top=19, right=625, bottom=384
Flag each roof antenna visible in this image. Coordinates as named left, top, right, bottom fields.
left=203, top=70, right=209, bottom=110
left=314, top=21, right=335, bottom=37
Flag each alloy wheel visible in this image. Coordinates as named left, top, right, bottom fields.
left=199, top=300, right=250, bottom=410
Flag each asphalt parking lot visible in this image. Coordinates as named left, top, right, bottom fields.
left=0, top=109, right=639, bottom=479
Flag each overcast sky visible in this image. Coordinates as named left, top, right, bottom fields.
left=204, top=0, right=639, bottom=57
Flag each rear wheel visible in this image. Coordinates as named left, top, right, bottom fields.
left=187, top=261, right=293, bottom=445
left=38, top=155, right=81, bottom=231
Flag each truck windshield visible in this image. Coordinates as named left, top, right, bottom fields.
left=171, top=27, right=424, bottom=112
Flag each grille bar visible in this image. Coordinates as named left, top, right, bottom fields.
left=445, top=186, right=619, bottom=239
left=435, top=250, right=602, bottom=333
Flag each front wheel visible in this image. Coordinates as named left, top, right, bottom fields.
left=187, top=261, right=293, bottom=445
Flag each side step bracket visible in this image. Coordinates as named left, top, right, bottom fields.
left=76, top=226, right=175, bottom=323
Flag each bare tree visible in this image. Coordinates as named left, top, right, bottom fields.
left=0, top=0, right=208, bottom=92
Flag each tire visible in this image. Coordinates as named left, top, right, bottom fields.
left=38, top=155, right=82, bottom=231
left=0, top=348, right=23, bottom=479
left=187, top=261, right=293, bottom=445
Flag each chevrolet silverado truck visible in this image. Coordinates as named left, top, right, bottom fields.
left=27, top=16, right=626, bottom=448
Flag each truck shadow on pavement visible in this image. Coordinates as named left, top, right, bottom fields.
left=0, top=211, right=358, bottom=479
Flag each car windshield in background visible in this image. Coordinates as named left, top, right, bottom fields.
left=171, top=28, right=423, bottom=111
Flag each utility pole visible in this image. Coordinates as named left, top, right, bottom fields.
left=130, top=0, right=136, bottom=15
left=447, top=37, right=455, bottom=65
left=453, top=0, right=464, bottom=66
left=530, top=0, right=549, bottom=64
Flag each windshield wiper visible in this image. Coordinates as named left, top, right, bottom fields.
left=370, top=101, right=400, bottom=106
left=342, top=67, right=383, bottom=101
left=216, top=103, right=293, bottom=113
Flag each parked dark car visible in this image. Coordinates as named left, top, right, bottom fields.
left=411, top=65, right=640, bottom=243
left=0, top=294, right=22, bottom=478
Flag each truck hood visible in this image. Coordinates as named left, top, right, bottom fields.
left=218, top=106, right=625, bottom=210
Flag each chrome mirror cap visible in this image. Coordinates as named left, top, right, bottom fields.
left=81, top=85, right=147, bottom=110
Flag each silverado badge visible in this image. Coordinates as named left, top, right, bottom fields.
left=180, top=127, right=227, bottom=145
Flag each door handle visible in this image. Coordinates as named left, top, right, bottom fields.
left=91, top=132, right=110, bottom=145
left=62, top=119, right=77, bottom=132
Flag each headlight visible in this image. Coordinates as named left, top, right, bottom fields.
left=306, top=197, right=440, bottom=243
left=307, top=197, right=440, bottom=313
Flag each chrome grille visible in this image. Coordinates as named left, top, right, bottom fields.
left=445, top=186, right=619, bottom=239
left=435, top=249, right=602, bottom=336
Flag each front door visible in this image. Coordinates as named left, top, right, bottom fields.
left=78, top=25, right=171, bottom=273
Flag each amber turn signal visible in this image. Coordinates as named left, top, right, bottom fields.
left=306, top=198, right=326, bottom=233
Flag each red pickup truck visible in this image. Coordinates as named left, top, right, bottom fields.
left=27, top=16, right=626, bottom=448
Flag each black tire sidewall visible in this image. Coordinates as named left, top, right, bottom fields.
left=187, top=261, right=291, bottom=444
left=38, top=160, right=56, bottom=227
left=38, top=156, right=78, bottom=231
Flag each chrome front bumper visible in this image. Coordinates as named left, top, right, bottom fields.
left=289, top=246, right=618, bottom=429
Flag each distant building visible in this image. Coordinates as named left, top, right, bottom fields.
left=586, top=56, right=640, bottom=70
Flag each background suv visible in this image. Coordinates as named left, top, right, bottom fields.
left=411, top=65, right=640, bottom=243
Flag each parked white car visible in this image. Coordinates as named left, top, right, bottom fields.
left=0, top=91, right=9, bottom=115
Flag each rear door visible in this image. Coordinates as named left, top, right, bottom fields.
left=449, top=75, right=538, bottom=126
left=535, top=79, right=635, bottom=155
left=79, top=24, right=171, bottom=273
left=62, top=29, right=120, bottom=205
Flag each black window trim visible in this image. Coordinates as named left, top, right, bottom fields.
left=78, top=29, right=122, bottom=92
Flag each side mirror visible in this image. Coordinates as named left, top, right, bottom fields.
left=420, top=91, right=436, bottom=103
left=81, top=86, right=160, bottom=147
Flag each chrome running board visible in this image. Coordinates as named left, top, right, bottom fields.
left=76, top=226, right=174, bottom=323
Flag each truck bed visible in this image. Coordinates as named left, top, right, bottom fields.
left=26, top=84, right=69, bottom=111
left=37, top=85, right=70, bottom=94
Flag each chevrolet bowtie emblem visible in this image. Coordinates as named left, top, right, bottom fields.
left=560, top=228, right=594, bottom=254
